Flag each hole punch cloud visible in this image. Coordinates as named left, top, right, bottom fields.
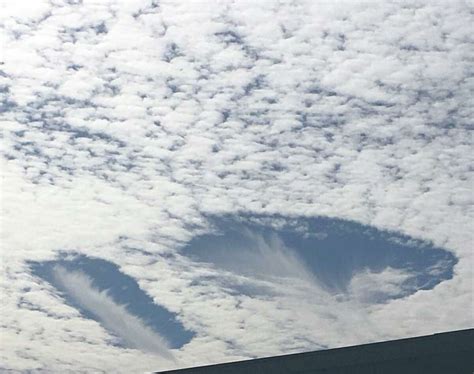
left=30, top=255, right=194, bottom=361
left=52, top=265, right=174, bottom=360
left=182, top=215, right=457, bottom=302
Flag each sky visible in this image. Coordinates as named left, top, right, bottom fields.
left=1, top=0, right=473, bottom=372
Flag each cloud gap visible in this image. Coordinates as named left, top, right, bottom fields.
left=181, top=215, right=457, bottom=303
left=29, top=255, right=194, bottom=354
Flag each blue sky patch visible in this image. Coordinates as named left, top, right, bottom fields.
left=182, top=215, right=457, bottom=302
left=30, top=255, right=194, bottom=352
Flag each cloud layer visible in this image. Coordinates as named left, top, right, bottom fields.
left=1, top=0, right=473, bottom=372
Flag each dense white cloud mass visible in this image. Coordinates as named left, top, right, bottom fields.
left=1, top=0, right=473, bottom=372
left=348, top=267, right=413, bottom=304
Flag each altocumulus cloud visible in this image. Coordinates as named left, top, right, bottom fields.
left=1, top=0, right=473, bottom=372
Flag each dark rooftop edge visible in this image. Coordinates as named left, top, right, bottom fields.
left=157, top=328, right=474, bottom=374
